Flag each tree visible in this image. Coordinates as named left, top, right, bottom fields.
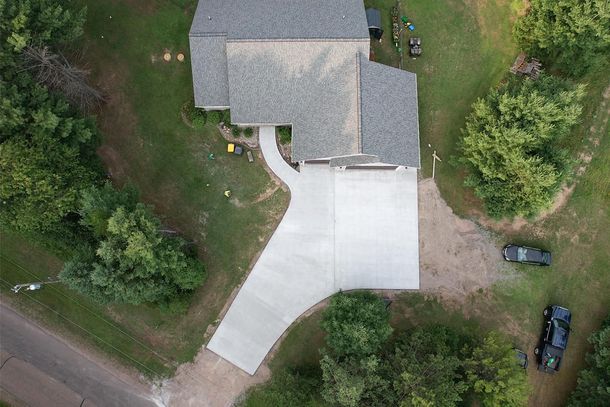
left=321, top=354, right=393, bottom=407
left=514, top=0, right=610, bottom=76
left=459, top=75, right=584, bottom=218
left=568, top=315, right=610, bottom=406
left=60, top=204, right=205, bottom=305
left=390, top=326, right=468, bottom=407
left=240, top=368, right=322, bottom=407
left=321, top=291, right=392, bottom=358
left=0, top=79, right=100, bottom=233
left=0, top=0, right=86, bottom=53
left=464, top=332, right=530, bottom=407
left=79, top=182, right=138, bottom=237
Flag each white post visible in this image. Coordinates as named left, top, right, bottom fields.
left=432, top=150, right=442, bottom=179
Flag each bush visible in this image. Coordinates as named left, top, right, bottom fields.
left=278, top=126, right=292, bottom=145
left=207, top=111, right=221, bottom=125
left=231, top=125, right=241, bottom=137
left=221, top=109, right=231, bottom=124
left=192, top=114, right=206, bottom=129
left=244, top=127, right=254, bottom=138
left=459, top=74, right=584, bottom=218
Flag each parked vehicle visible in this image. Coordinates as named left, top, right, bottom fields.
left=514, top=348, right=528, bottom=369
left=503, top=244, right=551, bottom=266
left=534, top=305, right=571, bottom=374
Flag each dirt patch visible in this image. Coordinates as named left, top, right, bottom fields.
left=159, top=349, right=269, bottom=407
left=253, top=183, right=281, bottom=204
left=418, top=179, right=512, bottom=303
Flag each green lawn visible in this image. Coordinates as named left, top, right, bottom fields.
left=1, top=0, right=288, bottom=376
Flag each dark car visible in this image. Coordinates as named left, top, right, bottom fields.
left=503, top=244, right=551, bottom=266
left=534, top=305, right=571, bottom=374
left=514, top=348, right=528, bottom=369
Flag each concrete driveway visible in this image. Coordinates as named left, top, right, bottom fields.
left=207, top=126, right=419, bottom=375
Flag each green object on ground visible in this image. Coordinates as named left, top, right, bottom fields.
left=208, top=153, right=215, bottom=160
left=401, top=16, right=408, bottom=23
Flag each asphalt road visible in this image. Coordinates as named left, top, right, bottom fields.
left=0, top=303, right=159, bottom=407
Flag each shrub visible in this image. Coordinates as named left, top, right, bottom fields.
left=192, top=114, right=206, bottom=129
left=221, top=109, right=231, bottom=124
left=244, top=127, right=254, bottom=138
left=231, top=125, right=241, bottom=137
left=278, top=126, right=292, bottom=145
left=207, top=111, right=221, bottom=125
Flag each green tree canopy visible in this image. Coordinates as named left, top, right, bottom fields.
left=568, top=315, right=610, bottom=406
left=79, top=182, right=139, bottom=238
left=514, top=0, right=610, bottom=76
left=459, top=75, right=584, bottom=218
left=0, top=79, right=100, bottom=233
left=321, top=354, right=392, bottom=407
left=240, top=369, right=322, bottom=407
left=390, top=326, right=468, bottom=407
left=321, top=291, right=393, bottom=358
left=464, top=332, right=530, bottom=407
left=0, top=0, right=86, bottom=53
left=60, top=202, right=205, bottom=305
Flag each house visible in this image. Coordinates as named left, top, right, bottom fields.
left=366, top=8, right=384, bottom=40
left=189, top=0, right=420, bottom=168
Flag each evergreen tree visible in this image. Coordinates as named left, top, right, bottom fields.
left=459, top=75, right=584, bottom=218
left=514, top=0, right=610, bottom=76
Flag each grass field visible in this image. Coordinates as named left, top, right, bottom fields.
left=1, top=0, right=288, bottom=377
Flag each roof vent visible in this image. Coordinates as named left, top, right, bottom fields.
left=342, top=15, right=346, bottom=19
left=207, top=16, right=212, bottom=20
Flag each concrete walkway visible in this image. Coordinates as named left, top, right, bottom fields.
left=206, top=126, right=419, bottom=375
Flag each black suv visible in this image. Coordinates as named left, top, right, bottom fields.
left=503, top=244, right=551, bottom=266
left=534, top=305, right=571, bottom=374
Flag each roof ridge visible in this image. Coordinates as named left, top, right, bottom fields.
left=226, top=38, right=369, bottom=43
left=356, top=53, right=363, bottom=154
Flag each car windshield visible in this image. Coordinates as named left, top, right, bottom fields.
left=554, top=319, right=570, bottom=331
left=517, top=247, right=528, bottom=262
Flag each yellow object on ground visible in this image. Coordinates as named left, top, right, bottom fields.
left=224, top=190, right=232, bottom=198
left=227, top=143, right=235, bottom=153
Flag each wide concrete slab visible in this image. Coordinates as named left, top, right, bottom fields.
left=206, top=126, right=419, bottom=374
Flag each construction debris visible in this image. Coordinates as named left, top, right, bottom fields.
left=510, top=52, right=542, bottom=80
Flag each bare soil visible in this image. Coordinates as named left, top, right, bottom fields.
left=159, top=350, right=269, bottom=407
left=418, top=179, right=512, bottom=303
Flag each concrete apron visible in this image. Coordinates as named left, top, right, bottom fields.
left=206, top=126, right=419, bottom=375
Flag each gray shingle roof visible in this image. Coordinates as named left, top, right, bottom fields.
left=358, top=54, right=420, bottom=167
left=190, top=0, right=369, bottom=40
left=189, top=1, right=420, bottom=167
left=189, top=35, right=229, bottom=108
left=226, top=40, right=369, bottom=162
